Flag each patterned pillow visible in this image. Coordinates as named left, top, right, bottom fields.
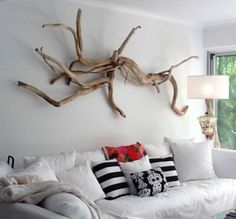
left=92, top=159, right=130, bottom=199
left=102, top=142, right=146, bottom=162
left=149, top=155, right=180, bottom=187
left=130, top=166, right=168, bottom=197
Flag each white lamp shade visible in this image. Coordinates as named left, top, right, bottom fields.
left=188, top=75, right=229, bottom=99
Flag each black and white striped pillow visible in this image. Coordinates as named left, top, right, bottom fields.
left=92, top=159, right=130, bottom=199
left=149, top=155, right=180, bottom=187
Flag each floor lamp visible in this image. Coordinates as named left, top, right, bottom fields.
left=187, top=75, right=229, bottom=147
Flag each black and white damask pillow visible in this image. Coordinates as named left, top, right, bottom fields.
left=93, top=159, right=130, bottom=199
left=130, top=166, right=168, bottom=198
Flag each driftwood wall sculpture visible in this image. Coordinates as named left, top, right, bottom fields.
left=18, top=9, right=198, bottom=118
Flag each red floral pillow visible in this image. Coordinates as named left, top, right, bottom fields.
left=103, top=142, right=146, bottom=162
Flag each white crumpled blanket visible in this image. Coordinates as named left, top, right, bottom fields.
left=0, top=175, right=102, bottom=219
left=97, top=178, right=236, bottom=219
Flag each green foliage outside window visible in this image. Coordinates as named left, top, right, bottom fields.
left=216, top=55, right=236, bottom=149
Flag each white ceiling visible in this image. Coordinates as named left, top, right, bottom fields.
left=96, top=0, right=236, bottom=26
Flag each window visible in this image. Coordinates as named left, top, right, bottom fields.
left=208, top=52, right=236, bottom=149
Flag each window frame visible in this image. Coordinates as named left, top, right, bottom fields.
left=208, top=51, right=236, bottom=108
left=207, top=51, right=236, bottom=148
left=208, top=51, right=236, bottom=76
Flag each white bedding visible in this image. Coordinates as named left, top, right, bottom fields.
left=97, top=178, right=236, bottom=219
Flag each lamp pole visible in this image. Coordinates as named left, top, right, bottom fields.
left=205, top=99, right=220, bottom=147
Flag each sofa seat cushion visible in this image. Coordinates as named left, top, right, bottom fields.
left=97, top=178, right=236, bottom=219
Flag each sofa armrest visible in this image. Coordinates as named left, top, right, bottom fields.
left=212, top=148, right=236, bottom=179
left=0, top=202, right=69, bottom=219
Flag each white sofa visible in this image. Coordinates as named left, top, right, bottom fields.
left=212, top=148, right=236, bottom=179
left=1, top=149, right=236, bottom=219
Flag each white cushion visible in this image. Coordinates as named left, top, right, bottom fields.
left=75, top=149, right=105, bottom=166
left=119, top=155, right=151, bottom=194
left=0, top=161, right=13, bottom=178
left=57, top=162, right=105, bottom=201
left=23, top=156, right=37, bottom=168
left=96, top=178, right=236, bottom=219
left=144, top=143, right=171, bottom=157
left=23, top=151, right=76, bottom=174
left=164, top=137, right=195, bottom=145
left=12, top=159, right=58, bottom=182
left=41, top=192, right=92, bottom=219
left=170, top=141, right=216, bottom=181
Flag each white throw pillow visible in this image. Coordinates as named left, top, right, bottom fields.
left=23, top=151, right=76, bottom=174
left=75, top=149, right=105, bottom=166
left=0, top=161, right=13, bottom=178
left=23, top=156, right=37, bottom=168
left=119, top=155, right=151, bottom=194
left=57, top=162, right=105, bottom=201
left=12, top=159, right=58, bottom=182
left=170, top=141, right=216, bottom=181
left=144, top=143, right=171, bottom=157
left=41, top=193, right=92, bottom=219
left=164, top=137, right=195, bottom=145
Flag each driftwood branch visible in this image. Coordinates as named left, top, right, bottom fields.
left=76, top=9, right=83, bottom=52
left=107, top=71, right=126, bottom=118
left=169, top=75, right=189, bottom=116
left=18, top=8, right=198, bottom=117
left=17, top=81, right=94, bottom=107
left=118, top=26, right=141, bottom=55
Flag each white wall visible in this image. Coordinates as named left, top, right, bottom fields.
left=204, top=22, right=236, bottom=51
left=0, top=0, right=205, bottom=167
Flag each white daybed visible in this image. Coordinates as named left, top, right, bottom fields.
left=0, top=149, right=236, bottom=219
